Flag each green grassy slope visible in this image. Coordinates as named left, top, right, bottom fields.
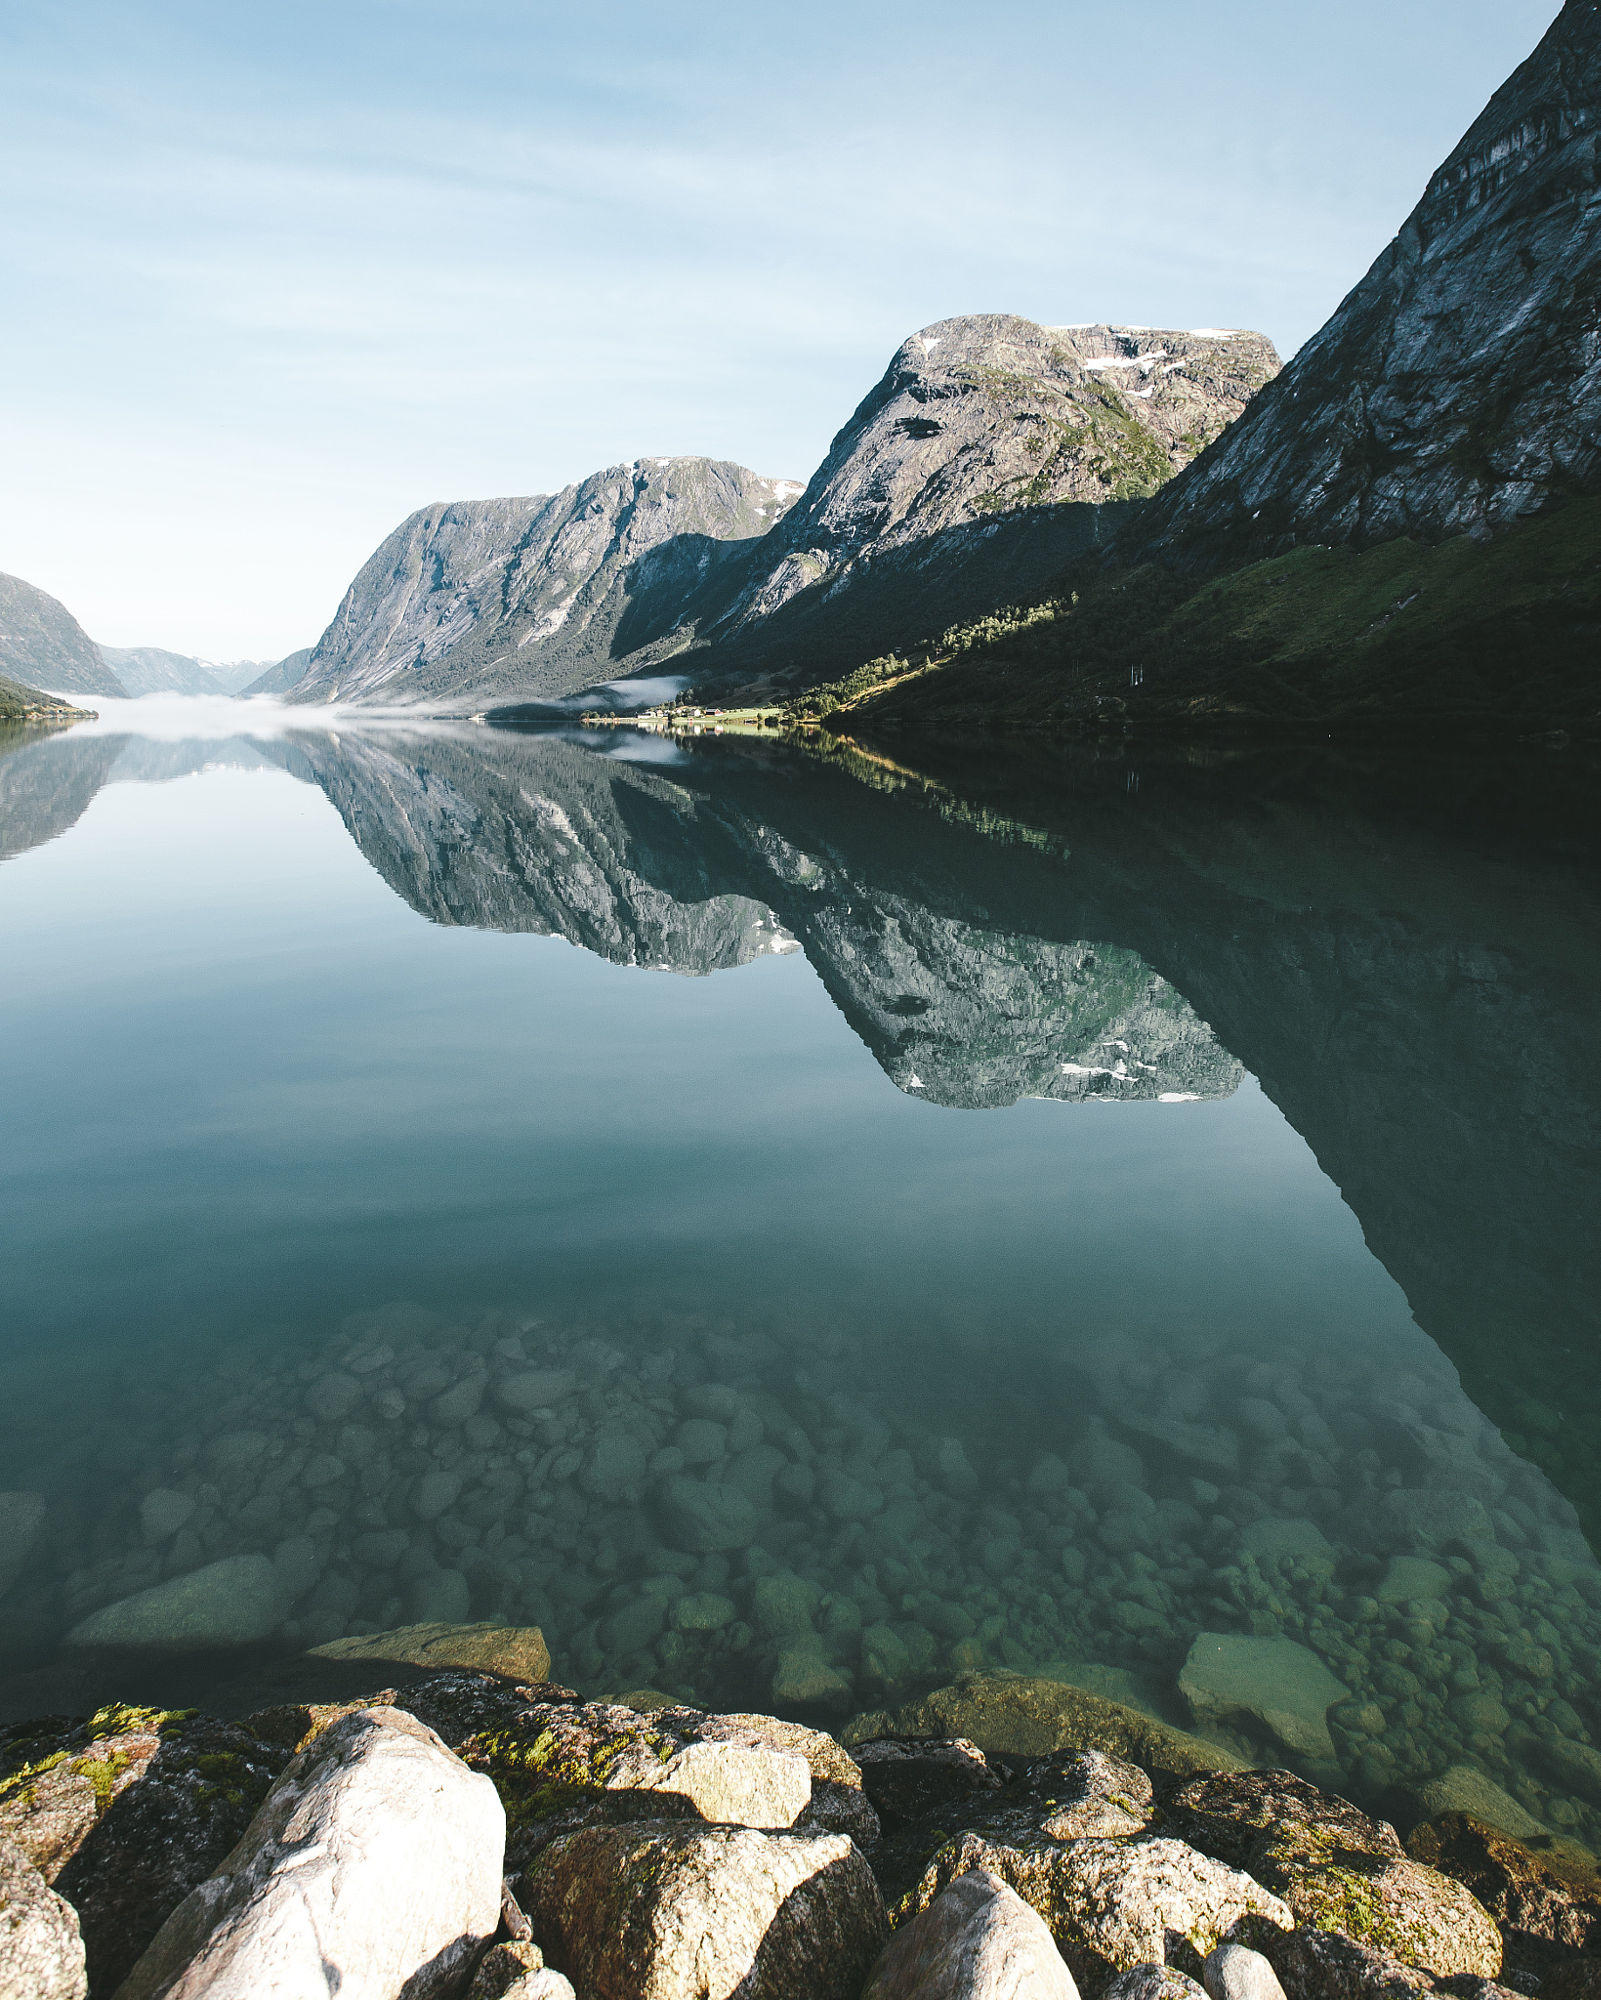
left=824, top=498, right=1601, bottom=738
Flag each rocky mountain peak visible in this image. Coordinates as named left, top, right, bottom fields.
left=287, top=457, right=802, bottom=708
left=704, top=315, right=1279, bottom=638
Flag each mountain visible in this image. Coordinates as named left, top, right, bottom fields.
left=97, top=646, right=226, bottom=697
left=675, top=317, right=1279, bottom=692
left=239, top=648, right=314, bottom=697
left=0, top=574, right=127, bottom=699
left=283, top=459, right=802, bottom=709
left=846, top=1, right=1601, bottom=736
left=0, top=673, right=98, bottom=727
left=289, top=323, right=1277, bottom=715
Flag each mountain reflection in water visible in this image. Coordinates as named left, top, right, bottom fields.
left=1, top=716, right=1598, bottom=1841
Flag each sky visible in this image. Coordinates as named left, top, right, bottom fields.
left=0, top=0, right=1562, bottom=660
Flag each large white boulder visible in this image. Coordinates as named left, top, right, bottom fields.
left=864, top=1868, right=1080, bottom=1999
left=116, top=1707, right=504, bottom=2000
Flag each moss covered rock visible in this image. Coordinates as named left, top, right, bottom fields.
left=0, top=1704, right=288, bottom=1993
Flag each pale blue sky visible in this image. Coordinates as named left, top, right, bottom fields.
left=0, top=0, right=1559, bottom=658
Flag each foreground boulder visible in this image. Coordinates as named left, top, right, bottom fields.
left=1262, top=1926, right=1436, bottom=2000
left=520, top=1818, right=888, bottom=2000
left=863, top=1866, right=1080, bottom=1999
left=1104, top=1971, right=1207, bottom=2000
left=1203, top=1942, right=1287, bottom=2000
left=463, top=1695, right=813, bottom=1868
left=118, top=1707, right=504, bottom=2000
left=844, top=1675, right=1238, bottom=1781
left=1407, top=1811, right=1601, bottom=1970
left=897, top=1831, right=1292, bottom=1985
left=709, top=1712, right=879, bottom=1848
left=0, top=1835, right=85, bottom=2000
left=0, top=1704, right=288, bottom=1992
left=1164, top=1772, right=1501, bottom=1979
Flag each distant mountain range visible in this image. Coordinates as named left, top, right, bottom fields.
left=279, top=324, right=1278, bottom=714
left=97, top=647, right=285, bottom=697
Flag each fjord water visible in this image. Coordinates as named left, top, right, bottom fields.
left=2, top=710, right=1599, bottom=1842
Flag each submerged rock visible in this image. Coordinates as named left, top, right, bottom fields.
left=117, top=1707, right=504, bottom=2000
left=521, top=1818, right=888, bottom=2000
left=862, top=1867, right=1080, bottom=2000
left=61, top=1557, right=285, bottom=1653
left=0, top=1494, right=46, bottom=1600
left=844, top=1675, right=1239, bottom=1781
left=308, top=1620, right=551, bottom=1684
left=1178, top=1635, right=1347, bottom=1762
left=1410, top=1770, right=1545, bottom=1842
left=0, top=1835, right=85, bottom=2000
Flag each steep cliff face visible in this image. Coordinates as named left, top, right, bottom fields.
left=1143, top=0, right=1601, bottom=556
left=685, top=317, right=1278, bottom=687
left=0, top=574, right=127, bottom=699
left=286, top=459, right=800, bottom=709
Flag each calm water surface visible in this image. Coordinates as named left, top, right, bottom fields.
left=2, top=703, right=1598, bottom=1842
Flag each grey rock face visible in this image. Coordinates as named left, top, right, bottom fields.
left=1142, top=0, right=1601, bottom=555
left=0, top=574, right=126, bottom=699
left=288, top=458, right=801, bottom=709
left=457, top=1693, right=832, bottom=1875
left=1262, top=1927, right=1437, bottom=2000
left=896, top=1832, right=1292, bottom=1985
left=692, top=316, right=1278, bottom=683
left=520, top=1818, right=888, bottom=2000
left=0, top=1836, right=85, bottom=2000
left=118, top=1706, right=504, bottom=2000
left=863, top=1867, right=1081, bottom=2000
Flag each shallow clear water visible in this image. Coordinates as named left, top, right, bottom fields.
left=2, top=706, right=1599, bottom=1841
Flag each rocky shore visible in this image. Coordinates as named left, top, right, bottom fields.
left=4, top=1653, right=1598, bottom=2000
